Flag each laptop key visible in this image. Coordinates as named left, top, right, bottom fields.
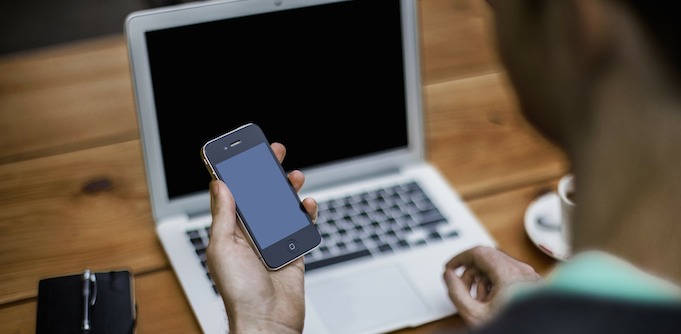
left=415, top=209, right=447, bottom=228
left=305, top=249, right=372, bottom=271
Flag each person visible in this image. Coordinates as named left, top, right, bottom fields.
left=206, top=0, right=681, bottom=332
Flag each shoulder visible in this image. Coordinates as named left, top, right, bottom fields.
left=469, top=291, right=681, bottom=334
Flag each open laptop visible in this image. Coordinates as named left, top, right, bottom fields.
left=125, top=0, right=496, bottom=333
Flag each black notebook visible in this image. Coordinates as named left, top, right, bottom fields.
left=36, top=270, right=136, bottom=334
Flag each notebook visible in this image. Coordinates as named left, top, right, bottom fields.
left=124, top=0, right=497, bottom=333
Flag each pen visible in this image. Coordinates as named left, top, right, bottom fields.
left=82, top=269, right=96, bottom=332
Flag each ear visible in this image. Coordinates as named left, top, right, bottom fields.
left=571, top=0, right=612, bottom=69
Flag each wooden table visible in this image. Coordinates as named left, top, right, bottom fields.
left=0, top=0, right=568, bottom=332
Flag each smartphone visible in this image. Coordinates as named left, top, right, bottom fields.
left=201, top=123, right=321, bottom=270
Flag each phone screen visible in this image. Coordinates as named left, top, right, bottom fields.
left=214, top=142, right=308, bottom=249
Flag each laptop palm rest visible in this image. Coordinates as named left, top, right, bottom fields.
left=307, top=265, right=429, bottom=334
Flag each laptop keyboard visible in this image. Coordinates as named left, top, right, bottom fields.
left=186, top=180, right=460, bottom=294
left=304, top=181, right=459, bottom=271
left=186, top=227, right=217, bottom=294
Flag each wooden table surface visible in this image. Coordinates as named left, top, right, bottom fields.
left=0, top=0, right=568, bottom=332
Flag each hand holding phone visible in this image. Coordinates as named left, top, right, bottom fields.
left=201, top=123, right=321, bottom=270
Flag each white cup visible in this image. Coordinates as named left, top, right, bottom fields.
left=557, top=174, right=575, bottom=254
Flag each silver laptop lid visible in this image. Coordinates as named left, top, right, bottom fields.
left=125, top=0, right=425, bottom=222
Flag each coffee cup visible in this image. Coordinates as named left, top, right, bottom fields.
left=557, top=174, right=575, bottom=253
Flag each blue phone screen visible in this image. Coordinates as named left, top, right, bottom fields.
left=214, top=143, right=308, bottom=249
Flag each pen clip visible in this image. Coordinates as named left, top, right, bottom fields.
left=82, top=269, right=97, bottom=332
left=89, top=272, right=97, bottom=306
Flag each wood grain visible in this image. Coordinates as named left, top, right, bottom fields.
left=425, top=72, right=568, bottom=198
left=0, top=140, right=167, bottom=304
left=0, top=35, right=138, bottom=165
left=134, top=270, right=202, bottom=333
left=0, top=300, right=36, bottom=334
left=469, top=178, right=560, bottom=276
left=418, top=0, right=502, bottom=85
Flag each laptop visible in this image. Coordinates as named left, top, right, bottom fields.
left=125, top=0, right=497, bottom=333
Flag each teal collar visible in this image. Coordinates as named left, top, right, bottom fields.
left=527, top=251, right=681, bottom=303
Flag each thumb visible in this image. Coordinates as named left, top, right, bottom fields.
left=443, top=267, right=485, bottom=325
left=209, top=180, right=237, bottom=237
left=443, top=268, right=478, bottom=313
left=443, top=267, right=475, bottom=306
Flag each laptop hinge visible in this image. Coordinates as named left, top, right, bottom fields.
left=301, top=167, right=402, bottom=194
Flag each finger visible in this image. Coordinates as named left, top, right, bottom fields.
left=462, top=267, right=489, bottom=300
left=443, top=267, right=479, bottom=311
left=476, top=276, right=491, bottom=301
left=302, top=197, right=318, bottom=223
left=444, top=246, right=480, bottom=271
left=445, top=246, right=503, bottom=280
left=209, top=180, right=237, bottom=237
left=443, top=268, right=488, bottom=326
left=460, top=267, right=481, bottom=290
left=271, top=142, right=286, bottom=164
left=475, top=277, right=492, bottom=301
left=288, top=169, right=305, bottom=192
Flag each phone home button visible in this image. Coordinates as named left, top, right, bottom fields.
left=287, top=239, right=297, bottom=253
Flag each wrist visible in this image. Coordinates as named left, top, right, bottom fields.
left=226, top=306, right=304, bottom=334
left=229, top=317, right=302, bottom=334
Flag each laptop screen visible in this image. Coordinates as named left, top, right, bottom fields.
left=144, top=0, right=409, bottom=200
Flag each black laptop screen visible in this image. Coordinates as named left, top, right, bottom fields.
left=145, top=0, right=408, bottom=200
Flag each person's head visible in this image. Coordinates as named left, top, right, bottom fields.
left=485, top=0, right=681, bottom=157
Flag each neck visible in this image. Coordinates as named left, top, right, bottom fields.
left=570, top=60, right=681, bottom=285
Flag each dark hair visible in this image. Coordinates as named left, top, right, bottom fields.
left=625, top=2, right=681, bottom=78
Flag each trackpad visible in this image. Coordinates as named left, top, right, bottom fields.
left=307, top=265, right=429, bottom=334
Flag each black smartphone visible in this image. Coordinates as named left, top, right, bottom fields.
left=201, top=123, right=321, bottom=270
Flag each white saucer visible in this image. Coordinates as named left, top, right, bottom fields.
left=524, top=192, right=571, bottom=261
